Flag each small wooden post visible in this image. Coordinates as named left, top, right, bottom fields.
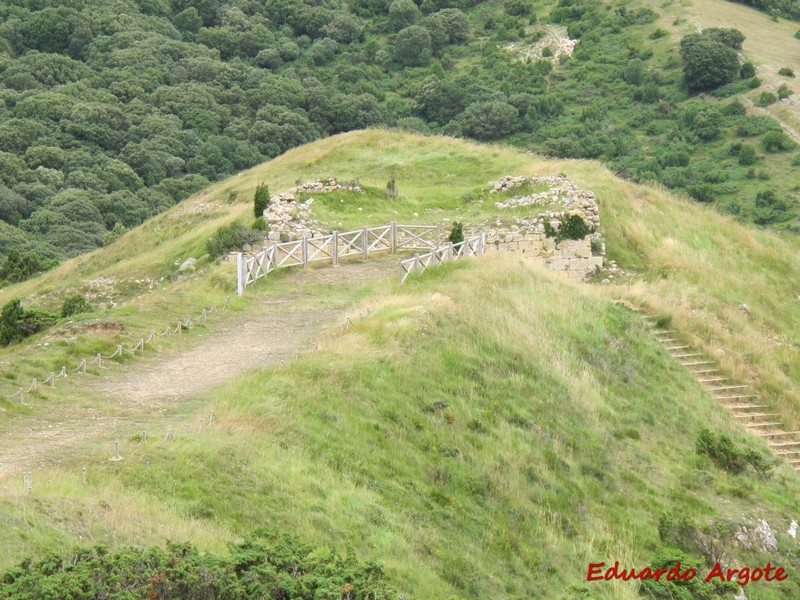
left=23, top=473, right=31, bottom=494
left=236, top=252, right=245, bottom=296
left=413, top=253, right=421, bottom=274
left=302, top=236, right=309, bottom=269
left=110, top=440, right=122, bottom=461
left=361, top=226, right=368, bottom=261
left=332, top=231, right=339, bottom=267
left=81, top=466, right=87, bottom=484
left=390, top=221, right=397, bottom=254
left=480, top=232, right=487, bottom=255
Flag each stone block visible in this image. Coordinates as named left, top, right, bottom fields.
left=589, top=256, right=603, bottom=270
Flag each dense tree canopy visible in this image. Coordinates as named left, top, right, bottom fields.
left=0, top=0, right=795, bottom=281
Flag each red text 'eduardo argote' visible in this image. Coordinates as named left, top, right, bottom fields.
left=587, top=561, right=787, bottom=586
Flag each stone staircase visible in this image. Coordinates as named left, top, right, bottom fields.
left=641, top=314, right=800, bottom=472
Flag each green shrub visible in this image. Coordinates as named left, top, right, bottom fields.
left=753, top=189, right=792, bottom=224
left=649, top=28, right=667, bottom=39
left=740, top=61, right=756, bottom=78
left=253, top=182, right=270, bottom=218
left=207, top=223, right=263, bottom=258
left=738, top=144, right=757, bottom=165
left=0, top=299, right=56, bottom=346
left=102, top=222, right=126, bottom=246
left=61, top=294, right=91, bottom=318
left=252, top=216, right=268, bottom=231
left=0, top=249, right=48, bottom=283
left=763, top=130, right=795, bottom=152
left=687, top=183, right=714, bottom=202
left=696, top=428, right=772, bottom=476
left=386, top=177, right=398, bottom=198
left=0, top=535, right=399, bottom=599
left=722, top=100, right=746, bottom=116
left=544, top=214, right=594, bottom=242
left=779, top=66, right=795, bottom=77
left=447, top=221, right=464, bottom=244
left=504, top=0, right=532, bottom=16
left=778, top=83, right=792, bottom=99
left=756, top=91, right=778, bottom=107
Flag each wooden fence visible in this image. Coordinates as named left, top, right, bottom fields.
left=237, top=222, right=438, bottom=295
left=397, top=234, right=486, bottom=284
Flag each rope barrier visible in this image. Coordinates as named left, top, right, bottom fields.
left=0, top=297, right=229, bottom=403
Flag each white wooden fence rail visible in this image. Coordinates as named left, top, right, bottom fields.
left=237, top=222, right=438, bottom=295
left=397, top=234, right=486, bottom=284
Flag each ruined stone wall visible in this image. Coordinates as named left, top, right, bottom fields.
left=472, top=223, right=603, bottom=279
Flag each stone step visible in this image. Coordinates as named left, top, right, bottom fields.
left=691, top=367, right=719, bottom=374
left=744, top=421, right=783, bottom=428
left=723, top=403, right=768, bottom=411
left=786, top=459, right=800, bottom=465
left=707, top=385, right=749, bottom=392
left=715, top=394, right=759, bottom=401
left=763, top=432, right=800, bottom=442
left=770, top=440, right=800, bottom=448
left=673, top=353, right=703, bottom=359
left=732, top=413, right=780, bottom=420
left=682, top=361, right=715, bottom=367
left=775, top=449, right=800, bottom=456
left=666, top=345, right=690, bottom=351
left=697, top=377, right=728, bottom=383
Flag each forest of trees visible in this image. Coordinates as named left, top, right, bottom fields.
left=0, top=0, right=798, bottom=282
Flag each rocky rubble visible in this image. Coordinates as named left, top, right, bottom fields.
left=460, top=175, right=605, bottom=279
left=263, top=178, right=362, bottom=241
left=491, top=175, right=600, bottom=229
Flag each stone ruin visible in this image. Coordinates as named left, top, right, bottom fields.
left=263, top=178, right=361, bottom=241
left=469, top=175, right=604, bottom=279
left=258, top=174, right=605, bottom=280
left=489, top=175, right=600, bottom=229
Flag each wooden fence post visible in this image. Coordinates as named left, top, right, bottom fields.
left=302, top=236, right=309, bottom=269
left=332, top=231, right=339, bottom=267
left=480, top=232, right=487, bottom=255
left=361, top=226, right=368, bottom=261
left=390, top=221, right=397, bottom=254
left=413, top=253, right=420, bottom=274
left=236, top=253, right=245, bottom=296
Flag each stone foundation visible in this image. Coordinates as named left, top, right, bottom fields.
left=478, top=223, right=603, bottom=279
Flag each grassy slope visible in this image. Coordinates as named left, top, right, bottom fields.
left=646, top=0, right=800, bottom=136
left=1, top=131, right=800, bottom=597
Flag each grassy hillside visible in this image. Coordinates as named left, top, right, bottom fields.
left=2, top=131, right=800, bottom=598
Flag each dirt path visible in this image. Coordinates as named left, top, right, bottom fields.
left=0, top=259, right=393, bottom=480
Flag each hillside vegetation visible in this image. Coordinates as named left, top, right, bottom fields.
left=2, top=0, right=800, bottom=283
left=1, top=131, right=800, bottom=598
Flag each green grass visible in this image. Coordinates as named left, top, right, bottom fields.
left=3, top=131, right=800, bottom=598
left=4, top=254, right=799, bottom=598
